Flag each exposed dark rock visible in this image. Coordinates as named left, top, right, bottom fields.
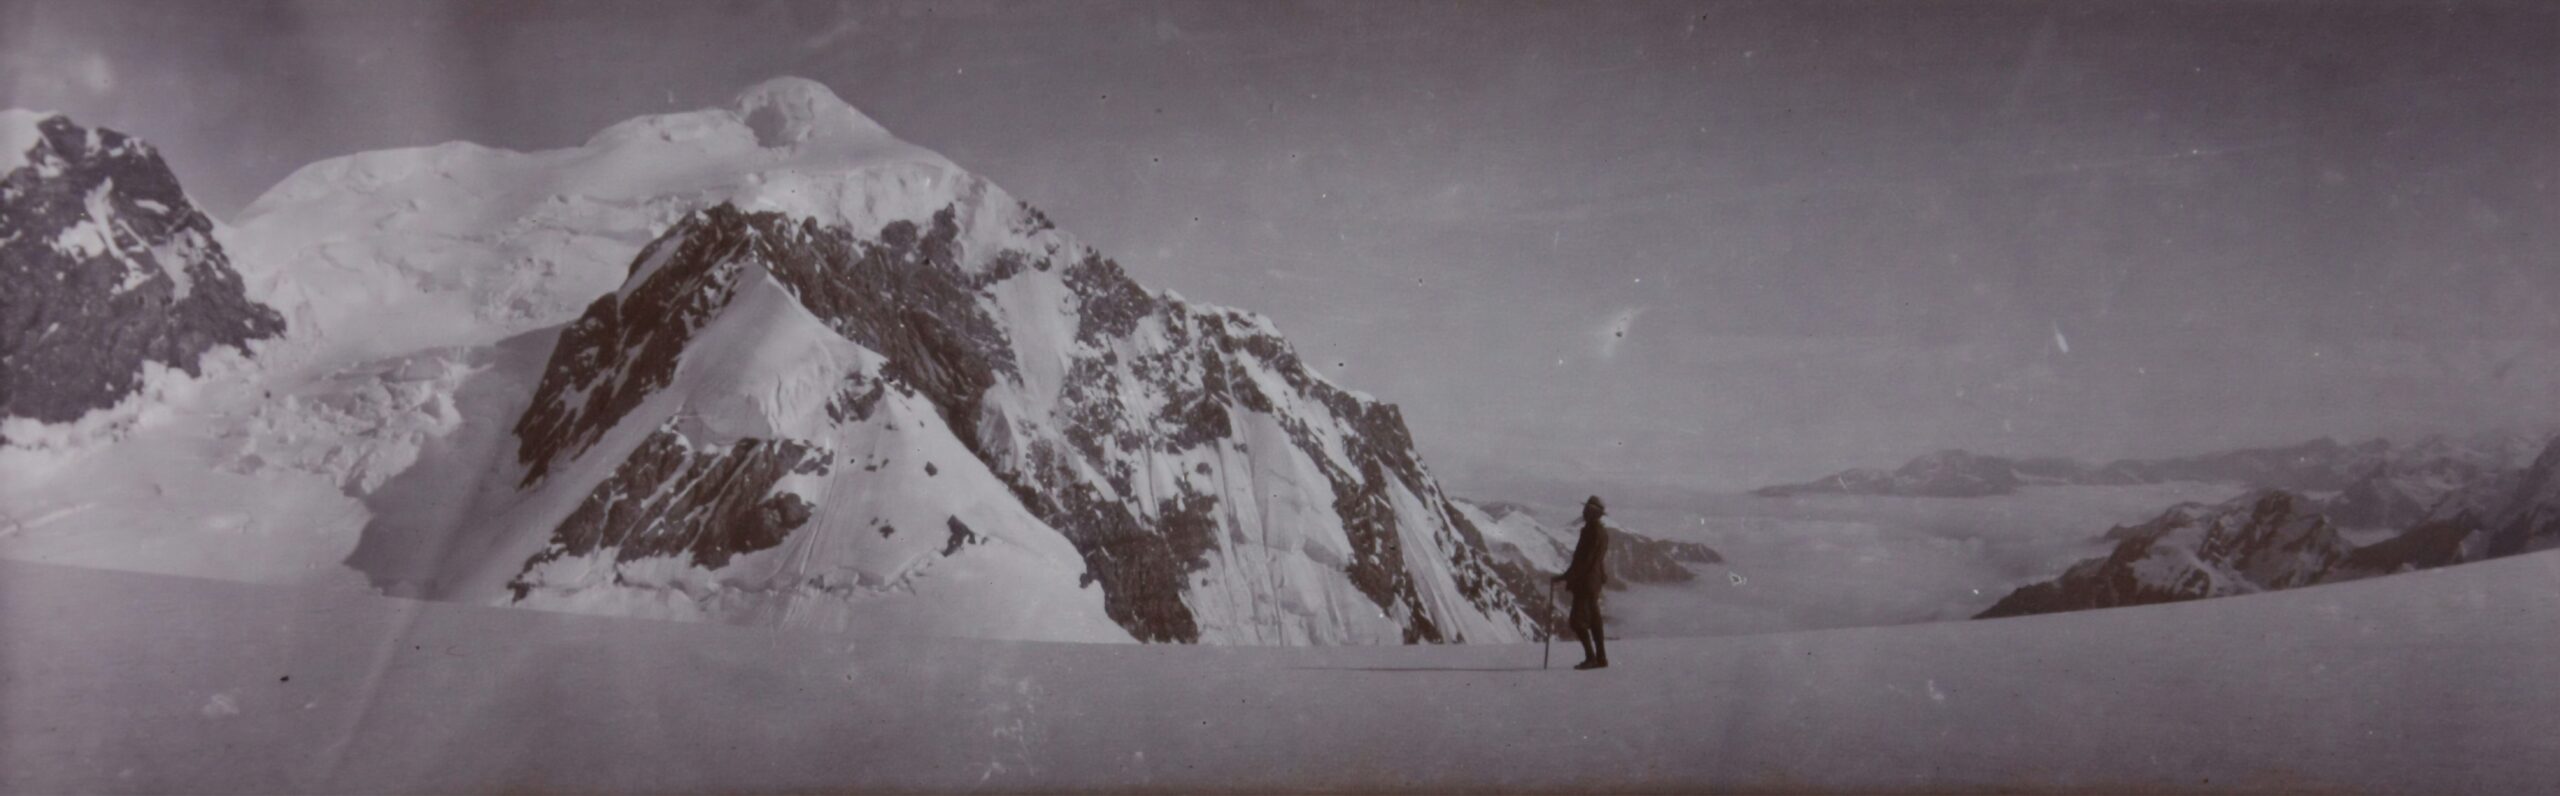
left=1004, top=438, right=1210, bottom=643
left=824, top=372, right=888, bottom=424
left=515, top=203, right=1020, bottom=484
left=1062, top=251, right=1154, bottom=345
left=512, top=208, right=764, bottom=484
left=0, top=114, right=284, bottom=426
left=509, top=424, right=824, bottom=600
left=1444, top=498, right=1567, bottom=638
left=942, top=516, right=979, bottom=556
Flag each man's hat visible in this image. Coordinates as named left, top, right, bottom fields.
left=1584, top=495, right=1605, bottom=512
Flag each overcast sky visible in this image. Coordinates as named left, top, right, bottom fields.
left=6, top=0, right=2556, bottom=506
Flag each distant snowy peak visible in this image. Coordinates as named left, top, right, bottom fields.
left=0, top=112, right=284, bottom=427
left=1977, top=489, right=2352, bottom=619
left=226, top=77, right=954, bottom=370
left=586, top=76, right=893, bottom=152
left=1758, top=433, right=2539, bottom=505
left=735, top=76, right=891, bottom=147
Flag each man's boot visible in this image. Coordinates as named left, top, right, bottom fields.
left=1573, top=627, right=1603, bottom=670
left=1590, top=628, right=1609, bottom=669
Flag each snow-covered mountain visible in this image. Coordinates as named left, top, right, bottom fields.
left=0, top=79, right=1568, bottom=645
left=222, top=78, right=1544, bottom=645
left=0, top=111, right=284, bottom=433
left=223, top=78, right=954, bottom=372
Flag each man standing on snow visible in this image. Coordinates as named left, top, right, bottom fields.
left=1552, top=495, right=1611, bottom=670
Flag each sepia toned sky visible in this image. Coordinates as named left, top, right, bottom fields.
left=6, top=0, right=2557, bottom=505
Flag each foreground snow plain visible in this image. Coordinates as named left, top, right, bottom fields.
left=8, top=548, right=2554, bottom=793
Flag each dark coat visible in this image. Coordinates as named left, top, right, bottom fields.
left=1559, top=516, right=1610, bottom=595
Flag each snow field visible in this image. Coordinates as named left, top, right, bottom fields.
left=5, top=548, right=2554, bottom=793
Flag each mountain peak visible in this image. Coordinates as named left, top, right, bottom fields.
left=731, top=76, right=888, bottom=147
left=0, top=112, right=285, bottom=428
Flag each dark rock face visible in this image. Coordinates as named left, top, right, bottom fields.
left=510, top=423, right=825, bottom=599
left=0, top=114, right=283, bottom=425
left=1976, top=490, right=2352, bottom=619
left=942, top=516, right=980, bottom=556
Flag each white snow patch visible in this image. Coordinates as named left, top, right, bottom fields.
left=54, top=179, right=119, bottom=261
left=0, top=109, right=52, bottom=162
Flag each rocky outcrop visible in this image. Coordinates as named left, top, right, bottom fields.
left=0, top=112, right=284, bottom=426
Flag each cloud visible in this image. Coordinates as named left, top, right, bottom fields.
left=798, top=13, right=863, bottom=53
left=2, top=39, right=114, bottom=100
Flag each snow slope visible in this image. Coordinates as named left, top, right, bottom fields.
left=0, top=109, right=51, bottom=160
left=224, top=76, right=952, bottom=372
left=393, top=257, right=1126, bottom=643
left=6, top=549, right=2553, bottom=793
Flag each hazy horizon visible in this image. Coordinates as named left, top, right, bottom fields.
left=7, top=0, right=2555, bottom=506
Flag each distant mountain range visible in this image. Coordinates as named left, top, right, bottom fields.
left=1754, top=433, right=2541, bottom=527
left=1978, top=433, right=2560, bottom=619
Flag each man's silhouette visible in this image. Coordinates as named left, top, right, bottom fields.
left=1553, top=495, right=1611, bottom=670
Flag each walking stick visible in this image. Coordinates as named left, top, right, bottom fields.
left=1543, top=581, right=1557, bottom=670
